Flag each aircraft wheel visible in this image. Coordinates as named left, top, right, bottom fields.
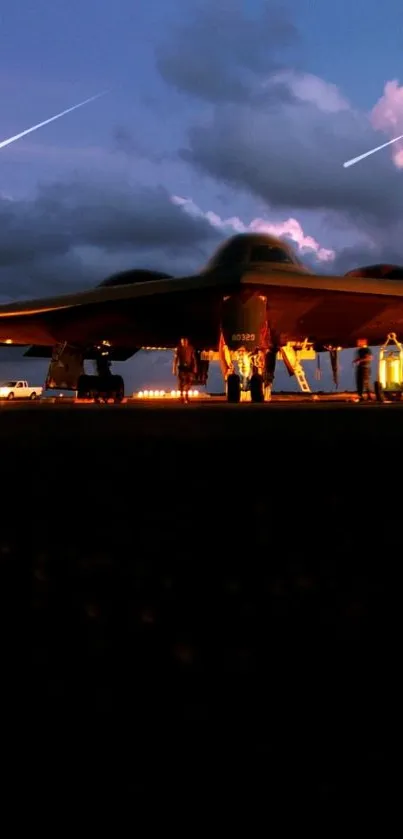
left=77, top=374, right=92, bottom=399
left=111, top=375, right=124, bottom=403
left=99, top=376, right=124, bottom=403
left=77, top=374, right=124, bottom=402
left=227, top=373, right=241, bottom=403
left=114, top=388, right=124, bottom=404
left=250, top=373, right=264, bottom=403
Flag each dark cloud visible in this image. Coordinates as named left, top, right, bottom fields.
left=156, top=0, right=298, bottom=105
left=0, top=251, right=100, bottom=302
left=112, top=126, right=172, bottom=164
left=180, top=96, right=403, bottom=228
left=0, top=178, right=220, bottom=298
left=333, top=244, right=403, bottom=274
left=155, top=0, right=403, bottom=256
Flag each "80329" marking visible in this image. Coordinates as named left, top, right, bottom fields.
left=231, top=332, right=255, bottom=342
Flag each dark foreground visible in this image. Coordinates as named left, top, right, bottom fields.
left=3, top=402, right=398, bottom=808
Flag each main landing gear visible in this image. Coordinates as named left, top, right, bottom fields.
left=76, top=374, right=125, bottom=403
left=45, top=342, right=125, bottom=403
left=221, top=343, right=271, bottom=404
left=76, top=355, right=124, bottom=403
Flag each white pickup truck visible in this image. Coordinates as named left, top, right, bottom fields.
left=0, top=380, right=43, bottom=400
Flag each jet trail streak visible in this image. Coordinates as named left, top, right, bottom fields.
left=0, top=90, right=109, bottom=150
left=343, top=133, right=403, bottom=168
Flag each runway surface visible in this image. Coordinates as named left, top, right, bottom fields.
left=5, top=401, right=396, bottom=803
left=2, top=395, right=403, bottom=444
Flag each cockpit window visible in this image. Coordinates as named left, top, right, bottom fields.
left=205, top=234, right=301, bottom=271
left=249, top=245, right=294, bottom=264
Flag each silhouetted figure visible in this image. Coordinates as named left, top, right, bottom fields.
left=353, top=339, right=373, bottom=400
left=194, top=350, right=209, bottom=386
left=173, top=338, right=197, bottom=403
left=329, top=348, right=339, bottom=389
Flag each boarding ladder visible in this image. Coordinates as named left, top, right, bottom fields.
left=294, top=360, right=311, bottom=393
left=280, top=345, right=311, bottom=393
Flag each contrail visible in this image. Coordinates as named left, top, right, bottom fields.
left=343, top=133, right=403, bottom=168
left=0, top=90, right=109, bottom=151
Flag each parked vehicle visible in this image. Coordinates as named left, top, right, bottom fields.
left=0, top=380, right=43, bottom=400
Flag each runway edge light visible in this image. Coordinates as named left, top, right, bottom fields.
left=135, top=389, right=200, bottom=399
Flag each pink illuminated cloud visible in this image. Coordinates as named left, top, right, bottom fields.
left=370, top=80, right=403, bottom=168
left=172, top=195, right=335, bottom=262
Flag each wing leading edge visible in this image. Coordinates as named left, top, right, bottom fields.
left=3, top=266, right=403, bottom=348
left=0, top=271, right=219, bottom=319
left=3, top=265, right=403, bottom=321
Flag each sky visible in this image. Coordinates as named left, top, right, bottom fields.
left=1, top=0, right=403, bottom=391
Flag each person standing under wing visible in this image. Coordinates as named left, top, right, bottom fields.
left=173, top=338, right=197, bottom=404
left=353, top=339, right=373, bottom=401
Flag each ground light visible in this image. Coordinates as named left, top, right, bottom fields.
left=136, top=389, right=200, bottom=399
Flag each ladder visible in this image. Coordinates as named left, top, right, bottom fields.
left=280, top=346, right=311, bottom=393
left=293, top=359, right=311, bottom=393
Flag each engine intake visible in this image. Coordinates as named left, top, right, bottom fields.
left=345, top=264, right=403, bottom=280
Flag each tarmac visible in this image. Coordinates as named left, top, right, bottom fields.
left=4, top=398, right=396, bottom=803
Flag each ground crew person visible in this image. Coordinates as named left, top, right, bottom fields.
left=173, top=337, right=197, bottom=403
left=353, top=339, right=373, bottom=401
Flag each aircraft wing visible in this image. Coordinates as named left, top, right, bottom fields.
left=241, top=270, right=403, bottom=348
left=2, top=266, right=403, bottom=318
left=0, top=271, right=220, bottom=346
left=0, top=271, right=221, bottom=318
left=2, top=266, right=403, bottom=349
left=241, top=269, right=403, bottom=297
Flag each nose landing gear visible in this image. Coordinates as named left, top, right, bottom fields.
left=227, top=372, right=241, bottom=403
left=250, top=373, right=264, bottom=403
left=222, top=343, right=269, bottom=403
